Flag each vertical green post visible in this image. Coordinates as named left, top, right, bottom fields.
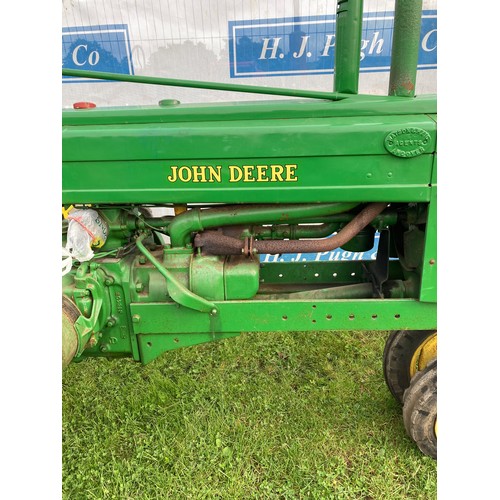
left=388, top=0, right=424, bottom=97
left=334, top=0, right=364, bottom=94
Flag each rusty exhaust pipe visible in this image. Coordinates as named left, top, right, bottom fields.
left=194, top=202, right=388, bottom=255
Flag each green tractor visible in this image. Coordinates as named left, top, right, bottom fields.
left=62, top=0, right=437, bottom=458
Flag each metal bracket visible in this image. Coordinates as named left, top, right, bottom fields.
left=73, top=265, right=111, bottom=356
left=242, top=236, right=255, bottom=256
left=73, top=278, right=104, bottom=356
left=365, top=229, right=390, bottom=298
left=136, top=233, right=218, bottom=315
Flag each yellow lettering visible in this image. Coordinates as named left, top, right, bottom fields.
left=256, top=165, right=269, bottom=182
left=178, top=166, right=192, bottom=182
left=208, top=165, right=222, bottom=183
left=270, top=164, right=284, bottom=182
left=229, top=165, right=243, bottom=182
left=168, top=164, right=299, bottom=184
left=243, top=165, right=256, bottom=182
left=167, top=166, right=178, bottom=182
left=191, top=166, right=207, bottom=183
left=285, top=164, right=298, bottom=182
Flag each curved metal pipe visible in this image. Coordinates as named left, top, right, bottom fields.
left=169, top=202, right=359, bottom=247
left=195, top=202, right=388, bottom=255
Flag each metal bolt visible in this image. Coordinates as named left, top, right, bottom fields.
left=139, top=256, right=147, bottom=265
left=106, top=317, right=116, bottom=327
left=132, top=314, right=141, bottom=323
left=136, top=282, right=144, bottom=292
left=100, top=344, right=110, bottom=352
left=86, top=337, right=97, bottom=348
left=210, top=308, right=218, bottom=316
left=429, top=259, right=436, bottom=265
left=104, top=277, right=114, bottom=286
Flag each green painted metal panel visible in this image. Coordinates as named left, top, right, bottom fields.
left=259, top=260, right=404, bottom=286
left=62, top=155, right=433, bottom=204
left=62, top=95, right=437, bottom=127
left=63, top=114, right=435, bottom=162
left=130, top=300, right=437, bottom=335
left=420, top=186, right=437, bottom=302
left=430, top=141, right=437, bottom=185
left=223, top=256, right=260, bottom=300
left=189, top=255, right=225, bottom=301
left=63, top=94, right=437, bottom=206
left=137, top=332, right=240, bottom=365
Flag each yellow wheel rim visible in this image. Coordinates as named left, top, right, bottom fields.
left=409, top=332, right=437, bottom=378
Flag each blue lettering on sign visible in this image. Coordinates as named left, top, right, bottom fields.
left=229, top=11, right=436, bottom=78
left=62, top=24, right=134, bottom=83
left=260, top=233, right=382, bottom=263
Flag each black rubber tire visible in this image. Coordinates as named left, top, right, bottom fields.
left=62, top=296, right=81, bottom=368
left=383, top=330, right=436, bottom=404
left=402, top=358, right=437, bottom=459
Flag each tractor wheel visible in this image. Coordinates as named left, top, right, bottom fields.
left=383, top=330, right=437, bottom=404
left=62, top=296, right=80, bottom=368
left=402, top=358, right=437, bottom=459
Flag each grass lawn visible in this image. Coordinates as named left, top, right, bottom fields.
left=62, top=330, right=437, bottom=499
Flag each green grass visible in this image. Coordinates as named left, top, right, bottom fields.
left=62, top=330, right=437, bottom=499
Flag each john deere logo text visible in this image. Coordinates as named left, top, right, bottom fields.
left=167, top=164, right=298, bottom=183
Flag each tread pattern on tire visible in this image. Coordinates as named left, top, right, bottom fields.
left=383, top=329, right=436, bottom=404
left=402, top=358, right=437, bottom=459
